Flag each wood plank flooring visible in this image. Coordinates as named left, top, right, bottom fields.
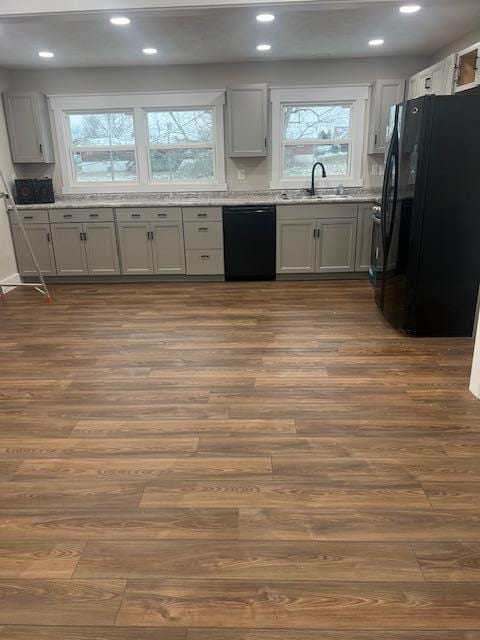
left=1, top=280, right=480, bottom=638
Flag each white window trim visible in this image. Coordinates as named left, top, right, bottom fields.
left=49, top=91, right=227, bottom=193
left=270, top=85, right=369, bottom=190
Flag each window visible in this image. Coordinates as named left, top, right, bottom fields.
left=146, top=109, right=215, bottom=183
left=67, top=112, right=137, bottom=183
left=270, top=86, right=368, bottom=189
left=282, top=104, right=352, bottom=178
left=50, top=92, right=226, bottom=193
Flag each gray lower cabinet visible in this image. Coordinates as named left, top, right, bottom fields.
left=316, top=218, right=356, bottom=273
left=50, top=223, right=88, bottom=275
left=355, top=204, right=374, bottom=272
left=276, top=219, right=316, bottom=273
left=117, top=221, right=185, bottom=275
left=151, top=221, right=186, bottom=274
left=277, top=217, right=357, bottom=274
left=11, top=223, right=56, bottom=276
left=51, top=222, right=119, bottom=276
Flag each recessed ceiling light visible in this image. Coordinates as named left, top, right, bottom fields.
left=256, top=13, right=275, bottom=23
left=257, top=44, right=272, bottom=51
left=110, top=16, right=130, bottom=25
left=400, top=4, right=421, bottom=13
left=143, top=48, right=158, bottom=55
left=369, top=39, right=385, bottom=46
left=38, top=51, right=54, bottom=58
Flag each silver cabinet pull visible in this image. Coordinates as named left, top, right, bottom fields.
left=63, top=214, right=72, bottom=218
left=89, top=213, right=99, bottom=218
left=201, top=255, right=210, bottom=259
left=198, top=227, right=208, bottom=231
left=157, top=213, right=167, bottom=217
left=131, top=213, right=141, bottom=218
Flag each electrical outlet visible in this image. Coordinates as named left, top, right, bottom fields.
left=237, top=169, right=246, bottom=180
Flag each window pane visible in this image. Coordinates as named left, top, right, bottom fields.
left=150, top=148, right=214, bottom=181
left=283, top=105, right=351, bottom=141
left=73, top=150, right=137, bottom=183
left=283, top=144, right=349, bottom=177
left=147, top=110, right=213, bottom=144
left=69, top=112, right=134, bottom=146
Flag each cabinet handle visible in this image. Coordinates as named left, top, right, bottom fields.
left=150, top=231, right=154, bottom=240
left=24, top=215, right=33, bottom=220
left=200, top=255, right=210, bottom=259
left=198, top=227, right=208, bottom=231
left=63, top=214, right=72, bottom=219
left=157, top=213, right=167, bottom=217
left=374, top=134, right=378, bottom=146
left=197, top=213, right=208, bottom=218
left=313, top=228, right=317, bottom=239
left=89, top=213, right=99, bottom=218
left=425, top=77, right=432, bottom=90
left=147, top=231, right=151, bottom=240
left=47, top=232, right=51, bottom=242
left=39, top=143, right=43, bottom=155
left=83, top=232, right=87, bottom=242
left=80, top=232, right=84, bottom=241
left=131, top=213, right=141, bottom=218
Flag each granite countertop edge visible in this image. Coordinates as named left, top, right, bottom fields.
left=8, top=190, right=381, bottom=210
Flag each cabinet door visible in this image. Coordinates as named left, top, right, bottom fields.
left=416, top=69, right=432, bottom=97
left=407, top=75, right=419, bottom=100
left=430, top=56, right=455, bottom=95
left=369, top=79, right=405, bottom=154
left=50, top=223, right=88, bottom=275
left=11, top=224, right=56, bottom=276
left=316, top=218, right=357, bottom=273
left=117, top=223, right=153, bottom=275
left=227, top=84, right=268, bottom=157
left=355, top=205, right=374, bottom=272
left=151, top=221, right=186, bottom=274
left=3, top=93, right=53, bottom=163
left=84, top=222, right=120, bottom=275
left=454, top=43, right=480, bottom=93
left=276, top=219, right=316, bottom=274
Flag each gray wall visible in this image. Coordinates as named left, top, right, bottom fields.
left=7, top=55, right=428, bottom=192
left=0, top=68, right=18, bottom=282
left=432, top=26, right=480, bottom=63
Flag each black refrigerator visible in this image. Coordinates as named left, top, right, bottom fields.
left=374, top=94, right=480, bottom=337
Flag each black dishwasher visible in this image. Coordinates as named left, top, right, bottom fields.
left=223, top=205, right=276, bottom=281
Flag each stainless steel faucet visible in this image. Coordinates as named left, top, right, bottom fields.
left=307, top=162, right=327, bottom=196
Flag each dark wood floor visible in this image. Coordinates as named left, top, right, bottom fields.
left=1, top=280, right=480, bottom=639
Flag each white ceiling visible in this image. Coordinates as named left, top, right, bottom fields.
left=0, top=0, right=477, bottom=68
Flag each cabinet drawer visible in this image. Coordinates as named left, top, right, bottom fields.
left=11, top=209, right=49, bottom=224
left=185, top=249, right=224, bottom=275
left=116, top=207, right=182, bottom=222
left=184, top=221, right=224, bottom=249
left=277, top=203, right=358, bottom=220
left=49, top=208, right=114, bottom=223
left=182, top=207, right=222, bottom=222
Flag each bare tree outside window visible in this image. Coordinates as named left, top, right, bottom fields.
left=282, top=104, right=352, bottom=177
left=147, top=109, right=215, bottom=182
left=68, top=112, right=137, bottom=183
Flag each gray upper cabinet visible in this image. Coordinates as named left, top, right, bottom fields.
left=3, top=92, right=54, bottom=163
left=368, top=79, right=405, bottom=155
left=316, top=218, right=356, bottom=273
left=11, top=223, right=56, bottom=276
left=227, top=84, right=268, bottom=157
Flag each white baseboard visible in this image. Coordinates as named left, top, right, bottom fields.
left=0, top=272, right=20, bottom=294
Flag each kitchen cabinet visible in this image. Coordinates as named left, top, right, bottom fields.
left=368, top=79, right=405, bottom=154
left=151, top=221, right=185, bottom=274
left=276, top=219, right=316, bottom=273
left=183, top=212, right=224, bottom=276
left=3, top=92, right=54, bottom=163
left=118, top=220, right=185, bottom=275
left=227, top=84, right=268, bottom=157
left=355, top=204, right=374, bottom=272
left=51, top=221, right=119, bottom=276
left=117, top=222, right=152, bottom=275
left=316, top=219, right=356, bottom=273
left=454, top=42, right=480, bottom=93
left=11, top=223, right=56, bottom=276
left=408, top=55, right=456, bottom=99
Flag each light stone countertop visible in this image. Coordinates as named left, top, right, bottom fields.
left=9, top=188, right=381, bottom=211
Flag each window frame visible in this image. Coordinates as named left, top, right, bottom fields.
left=144, top=107, right=217, bottom=186
left=270, top=86, right=369, bottom=190
left=50, top=91, right=227, bottom=194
